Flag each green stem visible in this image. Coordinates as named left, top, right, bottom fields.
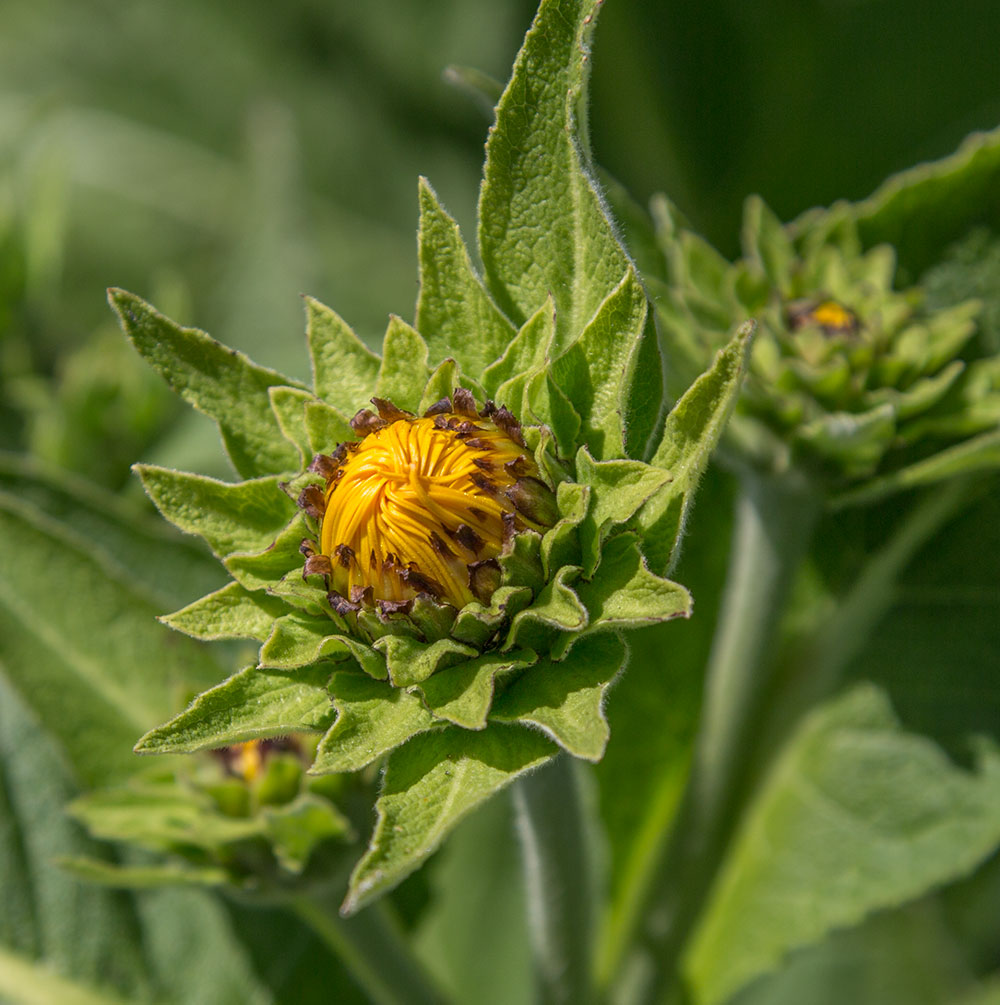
left=513, top=753, right=601, bottom=1005
left=626, top=469, right=821, bottom=1004
left=290, top=891, right=448, bottom=1005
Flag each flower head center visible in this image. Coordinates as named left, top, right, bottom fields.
left=310, top=394, right=553, bottom=609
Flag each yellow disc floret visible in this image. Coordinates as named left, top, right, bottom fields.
left=300, top=391, right=555, bottom=611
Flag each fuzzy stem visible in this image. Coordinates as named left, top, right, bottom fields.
left=629, top=469, right=821, bottom=1003
left=290, top=892, right=447, bottom=1005
left=513, top=753, right=601, bottom=1005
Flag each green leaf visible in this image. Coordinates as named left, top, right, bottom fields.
left=415, top=178, right=516, bottom=373
left=135, top=664, right=335, bottom=754
left=0, top=452, right=222, bottom=613
left=504, top=564, right=588, bottom=652
left=524, top=369, right=582, bottom=458
left=640, top=321, right=755, bottom=572
left=109, top=288, right=301, bottom=479
left=375, top=315, right=430, bottom=411
left=375, top=635, right=478, bottom=688
left=262, top=794, right=352, bottom=873
left=742, top=195, right=794, bottom=284
left=831, top=428, right=1000, bottom=510
left=852, top=124, right=1000, bottom=278
left=491, top=633, right=626, bottom=761
left=573, top=533, right=692, bottom=637
left=478, top=0, right=630, bottom=348
left=269, top=385, right=315, bottom=461
left=549, top=268, right=651, bottom=459
left=68, top=784, right=264, bottom=853
left=304, top=400, right=356, bottom=455
left=343, top=724, right=556, bottom=914
left=305, top=295, right=381, bottom=416
left=0, top=944, right=134, bottom=1005
left=135, top=465, right=294, bottom=559
left=541, top=481, right=590, bottom=576
left=259, top=611, right=386, bottom=678
left=0, top=493, right=219, bottom=786
left=223, top=512, right=310, bottom=591
left=160, top=580, right=287, bottom=641
left=482, top=298, right=555, bottom=400
left=57, top=858, right=230, bottom=890
left=418, top=358, right=460, bottom=414
left=684, top=685, right=1000, bottom=1005
left=417, top=650, right=536, bottom=730
left=573, top=448, right=672, bottom=576
left=311, top=670, right=438, bottom=774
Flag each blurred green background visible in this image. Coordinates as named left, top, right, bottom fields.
left=3, top=0, right=1000, bottom=488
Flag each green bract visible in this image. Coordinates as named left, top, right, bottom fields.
left=102, top=0, right=751, bottom=912
left=654, top=194, right=1000, bottom=505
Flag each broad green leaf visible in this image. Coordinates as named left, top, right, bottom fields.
left=0, top=493, right=219, bottom=786
left=311, top=670, right=438, bottom=774
left=640, top=320, right=755, bottom=572
left=259, top=611, right=385, bottom=678
left=0, top=452, right=222, bottom=612
left=58, top=858, right=230, bottom=890
left=417, top=650, right=536, bottom=730
left=684, top=685, right=1000, bottom=1005
left=0, top=944, right=133, bottom=1005
left=733, top=903, right=976, bottom=1005
left=161, top=580, right=286, bottom=642
left=478, top=0, right=630, bottom=347
left=549, top=268, right=650, bottom=459
left=573, top=448, right=672, bottom=575
left=305, top=295, right=381, bottom=415
left=343, top=724, right=556, bottom=914
left=268, top=385, right=315, bottom=461
left=375, top=635, right=478, bottom=688
left=852, top=124, right=1000, bottom=277
left=135, top=664, right=335, bottom=754
left=573, top=533, right=692, bottom=637
left=831, top=428, right=1000, bottom=510
left=135, top=465, right=294, bottom=559
left=415, top=178, right=516, bottom=374
left=491, top=633, right=626, bottom=761
left=0, top=673, right=150, bottom=996
left=109, top=288, right=301, bottom=479
left=375, top=315, right=430, bottom=411
left=482, top=298, right=555, bottom=400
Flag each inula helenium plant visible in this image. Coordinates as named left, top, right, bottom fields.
left=44, top=1, right=1000, bottom=1003
left=99, top=0, right=750, bottom=913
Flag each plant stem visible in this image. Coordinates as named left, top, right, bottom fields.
left=513, top=753, right=601, bottom=1005
left=626, top=469, right=821, bottom=1004
left=290, top=891, right=448, bottom=1005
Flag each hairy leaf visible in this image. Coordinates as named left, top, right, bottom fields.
left=110, top=288, right=301, bottom=478
left=416, top=178, right=516, bottom=374
left=684, top=685, right=1000, bottom=1005
left=135, top=664, right=335, bottom=754
left=478, top=0, right=630, bottom=347
left=343, top=724, right=555, bottom=914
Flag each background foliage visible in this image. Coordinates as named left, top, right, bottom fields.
left=2, top=1, right=999, bottom=1003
